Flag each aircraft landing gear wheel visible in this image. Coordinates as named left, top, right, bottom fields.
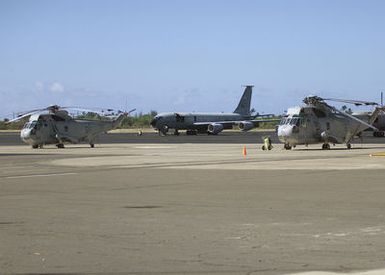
left=284, top=143, right=292, bottom=150
left=262, top=145, right=266, bottom=150
left=174, top=130, right=179, bottom=136
left=346, top=143, right=352, bottom=149
left=322, top=143, right=330, bottom=150
left=32, top=144, right=38, bottom=149
left=90, top=143, right=95, bottom=148
left=56, top=143, right=65, bottom=149
left=186, top=130, right=197, bottom=135
left=159, top=125, right=169, bottom=136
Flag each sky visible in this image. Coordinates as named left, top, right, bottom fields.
left=1, top=0, right=385, bottom=118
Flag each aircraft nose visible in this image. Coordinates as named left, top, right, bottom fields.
left=150, top=118, right=157, bottom=128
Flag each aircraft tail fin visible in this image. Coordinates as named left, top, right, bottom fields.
left=234, top=85, right=253, bottom=116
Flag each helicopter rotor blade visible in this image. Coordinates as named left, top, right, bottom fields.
left=323, top=98, right=378, bottom=106
left=7, top=110, right=41, bottom=123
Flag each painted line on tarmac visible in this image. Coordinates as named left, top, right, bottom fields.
left=287, top=269, right=385, bottom=275
left=370, top=152, right=385, bottom=157
left=5, top=172, right=78, bottom=179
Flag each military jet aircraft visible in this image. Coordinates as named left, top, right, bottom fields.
left=9, top=105, right=133, bottom=148
left=277, top=95, right=383, bottom=150
left=150, top=85, right=277, bottom=135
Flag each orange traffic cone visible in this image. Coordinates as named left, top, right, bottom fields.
left=242, top=145, right=247, bottom=157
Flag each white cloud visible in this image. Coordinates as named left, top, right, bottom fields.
left=35, top=81, right=44, bottom=93
left=173, top=88, right=201, bottom=107
left=49, top=82, right=64, bottom=94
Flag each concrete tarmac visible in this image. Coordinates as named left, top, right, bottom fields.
left=1, top=143, right=385, bottom=274
left=1, top=129, right=384, bottom=146
left=0, top=130, right=280, bottom=146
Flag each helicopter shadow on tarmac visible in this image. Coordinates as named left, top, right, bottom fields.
left=293, top=145, right=385, bottom=151
left=0, top=153, right=54, bottom=156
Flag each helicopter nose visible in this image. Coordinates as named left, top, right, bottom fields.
left=20, top=128, right=34, bottom=142
left=277, top=125, right=293, bottom=139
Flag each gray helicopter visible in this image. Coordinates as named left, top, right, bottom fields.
left=9, top=105, right=133, bottom=148
left=277, top=96, right=384, bottom=150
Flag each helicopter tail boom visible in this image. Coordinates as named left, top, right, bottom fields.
left=369, top=106, right=385, bottom=126
left=112, top=112, right=128, bottom=128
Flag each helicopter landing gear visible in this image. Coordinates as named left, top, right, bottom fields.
left=284, top=143, right=292, bottom=150
left=56, top=143, right=65, bottom=149
left=322, top=143, right=330, bottom=150
left=346, top=143, right=352, bottom=149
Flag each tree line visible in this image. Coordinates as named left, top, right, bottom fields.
left=0, top=111, right=159, bottom=130
left=0, top=110, right=280, bottom=130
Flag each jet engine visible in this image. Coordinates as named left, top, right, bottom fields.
left=207, top=123, right=224, bottom=135
left=239, top=121, right=254, bottom=132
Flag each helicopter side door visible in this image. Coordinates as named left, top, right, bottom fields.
left=30, top=115, right=57, bottom=144
left=299, top=108, right=320, bottom=143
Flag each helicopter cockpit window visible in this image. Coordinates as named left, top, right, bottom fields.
left=29, top=121, right=38, bottom=129
left=279, top=117, right=288, bottom=125
left=288, top=117, right=301, bottom=126
left=280, top=117, right=301, bottom=126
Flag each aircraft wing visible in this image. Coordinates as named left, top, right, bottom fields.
left=248, top=118, right=281, bottom=124
left=193, top=118, right=280, bottom=132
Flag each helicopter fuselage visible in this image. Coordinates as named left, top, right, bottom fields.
left=20, top=113, right=124, bottom=148
left=277, top=105, right=369, bottom=147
